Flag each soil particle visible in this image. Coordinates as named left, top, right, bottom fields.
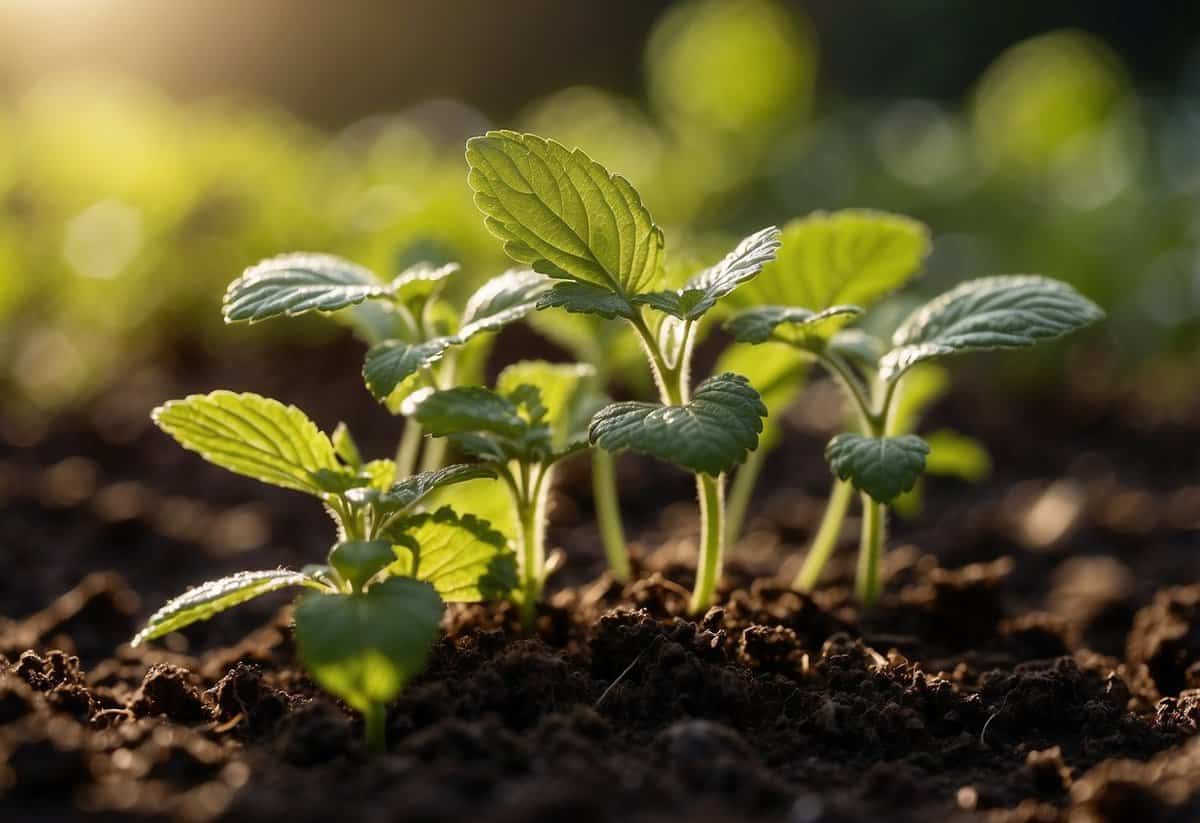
left=1127, top=585, right=1200, bottom=698
left=128, top=663, right=211, bottom=724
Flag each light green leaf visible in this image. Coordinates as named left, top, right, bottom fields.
left=825, top=433, right=930, bottom=504
left=735, top=210, right=930, bottom=311
left=152, top=391, right=346, bottom=495
left=455, top=268, right=550, bottom=341
left=589, top=372, right=767, bottom=476
left=329, top=541, right=396, bottom=592
left=404, top=386, right=526, bottom=438
left=388, top=507, right=517, bottom=602
left=635, top=226, right=781, bottom=319
left=131, top=569, right=325, bottom=646
left=224, top=254, right=387, bottom=323
left=924, top=429, right=992, bottom=482
left=466, top=130, right=664, bottom=297
left=332, top=422, right=362, bottom=468
left=725, top=304, right=862, bottom=347
left=294, top=577, right=443, bottom=714
left=536, top=281, right=636, bottom=319
left=880, top=275, right=1106, bottom=381
left=496, top=360, right=602, bottom=454
left=377, top=464, right=496, bottom=513
left=827, top=329, right=885, bottom=369
left=423, top=477, right=515, bottom=543
left=361, top=339, right=449, bottom=409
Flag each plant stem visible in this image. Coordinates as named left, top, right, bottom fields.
left=395, top=421, right=422, bottom=478
left=725, top=445, right=766, bottom=546
left=591, top=450, right=630, bottom=582
left=689, top=472, right=725, bottom=614
left=418, top=436, right=448, bottom=473
left=855, top=494, right=886, bottom=605
left=513, top=464, right=551, bottom=631
left=363, top=702, right=387, bottom=753
left=793, top=478, right=854, bottom=591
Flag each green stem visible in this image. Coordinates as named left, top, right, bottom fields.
left=855, top=494, right=886, bottom=605
left=363, top=702, right=387, bottom=753
left=395, top=421, right=422, bottom=478
left=689, top=472, right=724, bottom=615
left=725, top=444, right=766, bottom=546
left=591, top=450, right=630, bottom=582
left=794, top=477, right=854, bottom=591
left=514, top=464, right=551, bottom=631
left=418, top=436, right=448, bottom=473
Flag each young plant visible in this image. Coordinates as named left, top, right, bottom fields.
left=131, top=391, right=516, bottom=750
left=717, top=210, right=932, bottom=545
left=465, top=130, right=778, bottom=614
left=223, top=254, right=549, bottom=475
left=727, top=274, right=1104, bottom=604
left=404, top=360, right=604, bottom=628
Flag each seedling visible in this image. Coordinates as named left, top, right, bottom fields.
left=223, top=254, right=549, bottom=475
left=466, top=130, right=778, bottom=614
left=727, top=272, right=1104, bottom=604
left=131, top=391, right=516, bottom=750
left=405, top=360, right=604, bottom=628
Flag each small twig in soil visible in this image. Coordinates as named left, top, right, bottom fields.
left=594, top=635, right=664, bottom=710
left=980, top=692, right=1012, bottom=748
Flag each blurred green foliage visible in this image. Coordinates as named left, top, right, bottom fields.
left=2, top=1, right=1197, bottom=415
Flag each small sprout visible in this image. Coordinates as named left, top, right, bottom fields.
left=405, top=360, right=604, bottom=629
left=135, top=391, right=516, bottom=750
left=729, top=246, right=1105, bottom=603
left=467, top=130, right=778, bottom=613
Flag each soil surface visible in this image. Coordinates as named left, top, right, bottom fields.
left=1, top=337, right=1199, bottom=822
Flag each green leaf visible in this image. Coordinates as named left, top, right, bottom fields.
left=496, top=360, right=602, bottom=455
left=329, top=541, right=396, bottom=592
left=735, top=210, right=930, bottom=312
left=423, top=477, right=515, bottom=543
left=377, top=464, right=496, bottom=513
left=887, top=364, right=950, bottom=436
left=152, top=392, right=346, bottom=495
left=388, top=507, right=517, bottom=602
left=390, top=262, right=459, bottom=307
left=924, top=429, right=992, bottom=482
left=725, top=304, right=862, bottom=346
left=294, top=577, right=443, bottom=714
left=635, top=226, right=781, bottom=320
left=589, top=372, right=767, bottom=476
left=224, top=254, right=387, bottom=323
left=536, top=281, right=636, bottom=319
left=132, top=569, right=325, bottom=646
left=825, top=433, right=930, bottom=504
left=879, top=275, right=1106, bottom=381
left=332, top=422, right=363, bottom=468
left=404, top=386, right=526, bottom=438
left=466, top=130, right=664, bottom=297
left=713, top=342, right=808, bottom=452
left=361, top=339, right=449, bottom=409
left=455, top=269, right=550, bottom=341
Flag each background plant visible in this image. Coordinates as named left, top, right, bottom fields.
left=132, top=390, right=516, bottom=749
left=727, top=274, right=1104, bottom=603
left=466, top=130, right=779, bottom=614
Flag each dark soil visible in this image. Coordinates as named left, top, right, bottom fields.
left=1, top=337, right=1199, bottom=822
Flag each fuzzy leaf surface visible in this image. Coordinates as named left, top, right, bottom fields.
left=294, top=578, right=443, bottom=713
left=826, top=433, right=930, bottom=504
left=466, top=130, right=663, bottom=297
left=588, top=372, right=766, bottom=476
left=362, top=339, right=450, bottom=408
left=377, top=464, right=496, bottom=513
left=224, top=254, right=387, bottom=323
left=132, top=570, right=324, bottom=646
left=880, top=275, right=1105, bottom=381
left=456, top=269, right=549, bottom=341
left=725, top=304, right=863, bottom=347
left=635, top=226, right=781, bottom=319
left=152, top=392, right=345, bottom=495
left=536, top=281, right=636, bottom=319
left=404, top=387, right=526, bottom=438
left=388, top=507, right=517, bottom=602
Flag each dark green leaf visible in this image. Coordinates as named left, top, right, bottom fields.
left=224, top=254, right=387, bottom=323
left=536, top=281, right=636, bottom=319
left=405, top=386, right=526, bottom=438
left=589, top=372, right=767, bottom=476
left=880, top=275, right=1106, bottom=381
left=377, top=464, right=496, bottom=513
left=329, top=540, right=395, bottom=592
left=294, top=578, right=443, bottom=713
left=132, top=570, right=324, bottom=646
left=361, top=339, right=449, bottom=408
left=825, top=433, right=930, bottom=503
left=455, top=269, right=550, bottom=341
left=724, top=304, right=862, bottom=346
